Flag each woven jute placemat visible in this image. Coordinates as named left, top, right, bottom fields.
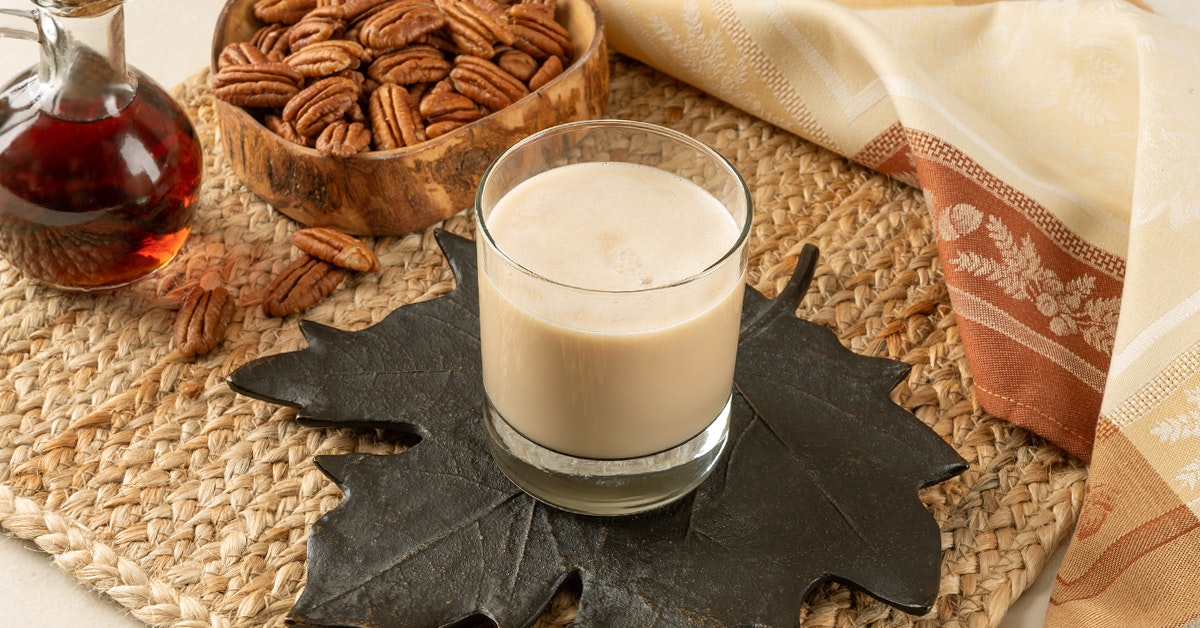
left=0, top=54, right=1086, bottom=627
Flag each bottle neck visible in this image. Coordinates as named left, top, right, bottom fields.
left=35, top=1, right=136, bottom=121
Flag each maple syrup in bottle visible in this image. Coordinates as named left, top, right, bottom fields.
left=0, top=0, right=200, bottom=291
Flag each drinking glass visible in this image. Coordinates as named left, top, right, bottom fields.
left=476, top=120, right=752, bottom=516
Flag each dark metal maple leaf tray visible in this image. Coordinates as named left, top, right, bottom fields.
left=227, top=231, right=968, bottom=628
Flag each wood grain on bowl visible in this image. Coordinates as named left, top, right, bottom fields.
left=211, top=0, right=609, bottom=236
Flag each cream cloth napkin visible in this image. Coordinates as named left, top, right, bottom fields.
left=592, top=0, right=1200, bottom=625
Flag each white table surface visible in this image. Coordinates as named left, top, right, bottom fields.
left=12, top=0, right=1197, bottom=626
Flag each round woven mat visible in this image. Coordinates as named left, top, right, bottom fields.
left=0, top=54, right=1086, bottom=628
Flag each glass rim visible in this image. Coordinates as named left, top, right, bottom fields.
left=474, top=119, right=754, bottom=296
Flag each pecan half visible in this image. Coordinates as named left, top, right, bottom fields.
left=282, top=75, right=360, bottom=137
left=308, top=0, right=351, bottom=18
left=407, top=81, right=432, bottom=103
left=528, top=53, right=562, bottom=90
left=211, top=63, right=305, bottom=108
left=368, top=44, right=452, bottom=85
left=516, top=0, right=556, bottom=20
left=495, top=47, right=538, bottom=82
left=262, top=256, right=348, bottom=317
left=358, top=0, right=446, bottom=50
left=173, top=286, right=235, bottom=357
left=369, top=83, right=426, bottom=149
left=315, top=120, right=373, bottom=157
left=343, top=0, right=406, bottom=25
left=347, top=99, right=368, bottom=123
left=293, top=227, right=381, bottom=271
left=265, top=114, right=311, bottom=146
left=449, top=54, right=528, bottom=110
left=286, top=39, right=366, bottom=77
left=436, top=0, right=513, bottom=59
left=412, top=30, right=458, bottom=55
left=253, top=0, right=319, bottom=24
left=362, top=76, right=383, bottom=100
left=250, top=23, right=292, bottom=61
left=217, top=42, right=270, bottom=70
left=425, top=120, right=467, bottom=138
left=419, top=90, right=481, bottom=123
left=287, top=15, right=347, bottom=51
left=510, top=2, right=571, bottom=61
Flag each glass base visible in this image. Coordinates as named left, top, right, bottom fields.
left=483, top=396, right=730, bottom=517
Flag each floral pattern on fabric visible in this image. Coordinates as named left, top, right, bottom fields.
left=952, top=214, right=1120, bottom=354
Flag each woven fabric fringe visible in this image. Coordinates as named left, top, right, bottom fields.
left=0, top=54, right=1086, bottom=627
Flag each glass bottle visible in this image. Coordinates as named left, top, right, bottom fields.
left=0, top=0, right=201, bottom=291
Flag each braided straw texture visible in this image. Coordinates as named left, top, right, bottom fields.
left=0, top=55, right=1086, bottom=627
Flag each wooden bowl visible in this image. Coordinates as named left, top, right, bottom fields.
left=211, top=0, right=609, bottom=236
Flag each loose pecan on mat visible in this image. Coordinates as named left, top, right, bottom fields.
left=262, top=256, right=349, bottom=317
left=292, top=227, right=382, bottom=271
left=173, top=286, right=236, bottom=357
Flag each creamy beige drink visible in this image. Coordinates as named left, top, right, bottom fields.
left=479, top=161, right=745, bottom=460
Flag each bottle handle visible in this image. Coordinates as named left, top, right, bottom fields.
left=0, top=8, right=38, bottom=42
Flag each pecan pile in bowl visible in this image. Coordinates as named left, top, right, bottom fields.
left=211, top=0, right=573, bottom=158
